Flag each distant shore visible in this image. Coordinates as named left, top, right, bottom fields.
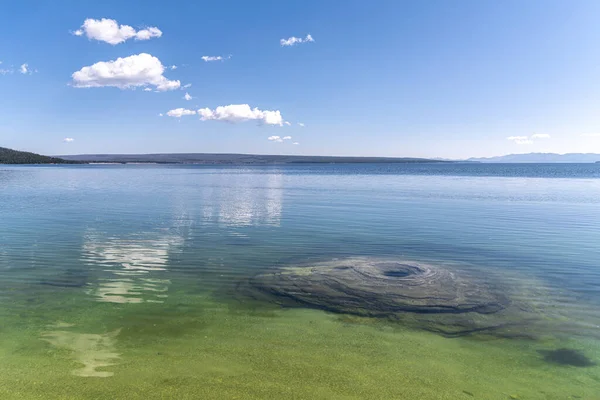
left=57, top=153, right=451, bottom=165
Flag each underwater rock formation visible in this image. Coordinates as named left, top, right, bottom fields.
left=243, top=257, right=541, bottom=338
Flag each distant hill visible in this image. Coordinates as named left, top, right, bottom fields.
left=58, top=153, right=447, bottom=164
left=468, top=153, right=600, bottom=163
left=0, top=147, right=76, bottom=164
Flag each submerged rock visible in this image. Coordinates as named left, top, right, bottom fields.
left=242, top=257, right=541, bottom=338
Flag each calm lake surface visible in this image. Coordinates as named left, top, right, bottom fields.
left=1, top=163, right=599, bottom=399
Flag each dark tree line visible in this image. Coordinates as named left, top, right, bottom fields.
left=0, top=147, right=79, bottom=164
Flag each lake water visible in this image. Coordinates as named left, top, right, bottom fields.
left=1, top=163, right=599, bottom=399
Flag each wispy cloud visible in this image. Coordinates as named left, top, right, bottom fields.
left=19, top=63, right=29, bottom=74
left=71, top=53, right=180, bottom=91
left=507, top=136, right=533, bottom=145
left=183, top=92, right=192, bottom=101
left=198, top=104, right=284, bottom=126
left=284, top=121, right=291, bottom=126
left=507, top=133, right=550, bottom=145
left=268, top=136, right=293, bottom=143
left=201, top=55, right=231, bottom=62
left=531, top=133, right=551, bottom=139
left=170, top=65, right=177, bottom=70
left=293, top=142, right=299, bottom=145
left=298, top=122, right=305, bottom=127
left=280, top=34, right=314, bottom=46
left=63, top=137, right=75, bottom=143
left=581, top=133, right=600, bottom=137
left=73, top=18, right=162, bottom=45
left=182, top=83, right=192, bottom=89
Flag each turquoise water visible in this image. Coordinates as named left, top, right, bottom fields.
left=1, top=164, right=599, bottom=399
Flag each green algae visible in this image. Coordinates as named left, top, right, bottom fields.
left=0, top=285, right=599, bottom=400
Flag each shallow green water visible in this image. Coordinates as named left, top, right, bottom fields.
left=1, top=164, right=599, bottom=399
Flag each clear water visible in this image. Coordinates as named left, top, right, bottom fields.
left=1, top=164, right=599, bottom=399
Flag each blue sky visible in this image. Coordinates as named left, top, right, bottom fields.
left=1, top=0, right=600, bottom=158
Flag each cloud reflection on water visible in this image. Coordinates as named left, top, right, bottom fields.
left=41, top=323, right=121, bottom=378
left=82, top=233, right=182, bottom=304
left=200, top=173, right=284, bottom=228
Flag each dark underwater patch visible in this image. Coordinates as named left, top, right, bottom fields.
left=539, top=348, right=596, bottom=367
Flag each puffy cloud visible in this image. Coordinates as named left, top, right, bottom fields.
left=71, top=53, right=180, bottom=91
left=507, top=136, right=533, bottom=145
left=73, top=18, right=162, bottom=45
left=201, top=55, right=231, bottom=62
left=63, top=137, right=75, bottom=143
left=531, top=133, right=550, bottom=139
left=280, top=34, right=314, bottom=46
left=198, top=104, right=284, bottom=126
left=166, top=108, right=196, bottom=117
left=298, top=122, right=305, bottom=127
left=183, top=92, right=192, bottom=101
left=19, top=63, right=29, bottom=74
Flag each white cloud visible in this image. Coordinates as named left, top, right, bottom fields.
left=182, top=83, right=192, bottom=89
left=198, top=104, right=284, bottom=126
left=298, top=122, right=305, bottom=127
left=507, top=133, right=551, bottom=145
left=201, top=55, right=231, bottom=62
left=1, top=63, right=35, bottom=75
left=158, top=113, right=163, bottom=117
left=183, top=92, right=192, bottom=101
left=166, top=108, right=196, bottom=117
left=284, top=121, right=291, bottom=126
left=63, top=137, right=75, bottom=143
left=293, top=142, right=299, bottom=145
left=269, top=136, right=294, bottom=143
left=170, top=65, right=177, bottom=70
left=73, top=18, right=162, bottom=45
left=507, top=136, right=533, bottom=145
left=531, top=133, right=550, bottom=139
left=71, top=53, right=180, bottom=91
left=280, top=34, right=314, bottom=46
left=143, top=87, right=153, bottom=92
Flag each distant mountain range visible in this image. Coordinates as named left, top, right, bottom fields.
left=468, top=153, right=600, bottom=163
left=0, top=147, right=75, bottom=164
